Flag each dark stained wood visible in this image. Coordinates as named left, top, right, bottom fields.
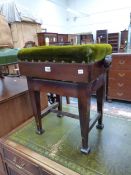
left=29, top=89, right=44, bottom=134
left=37, top=32, right=58, bottom=46
left=0, top=77, right=32, bottom=137
left=108, top=53, right=131, bottom=101
left=78, top=83, right=91, bottom=154
left=19, top=59, right=109, bottom=154
left=108, top=33, right=119, bottom=53
left=0, top=66, right=4, bottom=78
left=96, top=83, right=105, bottom=129
left=57, top=34, right=68, bottom=43
left=0, top=77, right=48, bottom=138
left=0, top=77, right=28, bottom=103
left=50, top=108, right=79, bottom=119
left=0, top=138, right=78, bottom=175
left=19, top=61, right=105, bottom=83
left=0, top=77, right=48, bottom=175
left=0, top=153, right=6, bottom=175
left=119, top=30, right=128, bottom=52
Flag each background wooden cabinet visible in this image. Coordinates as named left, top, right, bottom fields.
left=80, top=34, right=94, bottom=44
left=37, top=32, right=58, bottom=46
left=119, top=30, right=128, bottom=52
left=96, top=30, right=108, bottom=43
left=107, top=53, right=131, bottom=101
left=108, top=33, right=119, bottom=53
left=37, top=32, right=71, bottom=46
left=57, top=34, right=68, bottom=43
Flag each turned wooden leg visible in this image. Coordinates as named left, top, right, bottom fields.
left=56, top=94, right=63, bottom=117
left=0, top=66, right=4, bottom=79
left=78, top=84, right=91, bottom=154
left=96, top=83, right=105, bottom=129
left=30, top=90, right=44, bottom=134
left=66, top=96, right=70, bottom=104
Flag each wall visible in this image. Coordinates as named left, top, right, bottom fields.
left=15, top=0, right=68, bottom=33
left=6, top=0, right=131, bottom=37
left=10, top=22, right=41, bottom=48
left=66, top=0, right=131, bottom=38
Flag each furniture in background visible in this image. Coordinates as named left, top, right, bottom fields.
left=37, top=32, right=58, bottom=46
left=68, top=34, right=78, bottom=45
left=108, top=33, right=119, bottom=53
left=80, top=33, right=94, bottom=44
left=119, top=30, right=128, bottom=52
left=96, top=30, right=108, bottom=43
left=37, top=32, right=71, bottom=46
left=107, top=53, right=131, bottom=101
left=0, top=48, right=19, bottom=77
left=57, top=34, right=68, bottom=43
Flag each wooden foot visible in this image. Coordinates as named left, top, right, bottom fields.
left=56, top=94, right=63, bottom=117
left=36, top=128, right=45, bottom=135
left=0, top=76, right=4, bottom=79
left=81, top=147, right=90, bottom=154
left=107, top=99, right=112, bottom=103
left=57, top=113, right=63, bottom=117
left=96, top=123, right=104, bottom=129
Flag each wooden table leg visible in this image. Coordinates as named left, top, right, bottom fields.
left=56, top=94, right=63, bottom=117
left=0, top=66, right=4, bottom=79
left=30, top=90, right=44, bottom=134
left=66, top=97, right=70, bottom=104
left=96, top=83, right=105, bottom=129
left=78, top=84, right=91, bottom=154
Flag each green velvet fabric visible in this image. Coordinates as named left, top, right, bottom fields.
left=18, top=44, right=112, bottom=63
left=0, top=48, right=19, bottom=65
left=9, top=105, right=131, bottom=175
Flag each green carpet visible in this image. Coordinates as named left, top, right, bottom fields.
left=9, top=105, right=131, bottom=175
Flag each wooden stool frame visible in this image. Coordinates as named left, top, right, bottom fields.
left=19, top=58, right=110, bottom=154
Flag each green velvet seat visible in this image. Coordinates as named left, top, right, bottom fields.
left=0, top=48, right=19, bottom=65
left=18, top=44, right=112, bottom=63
